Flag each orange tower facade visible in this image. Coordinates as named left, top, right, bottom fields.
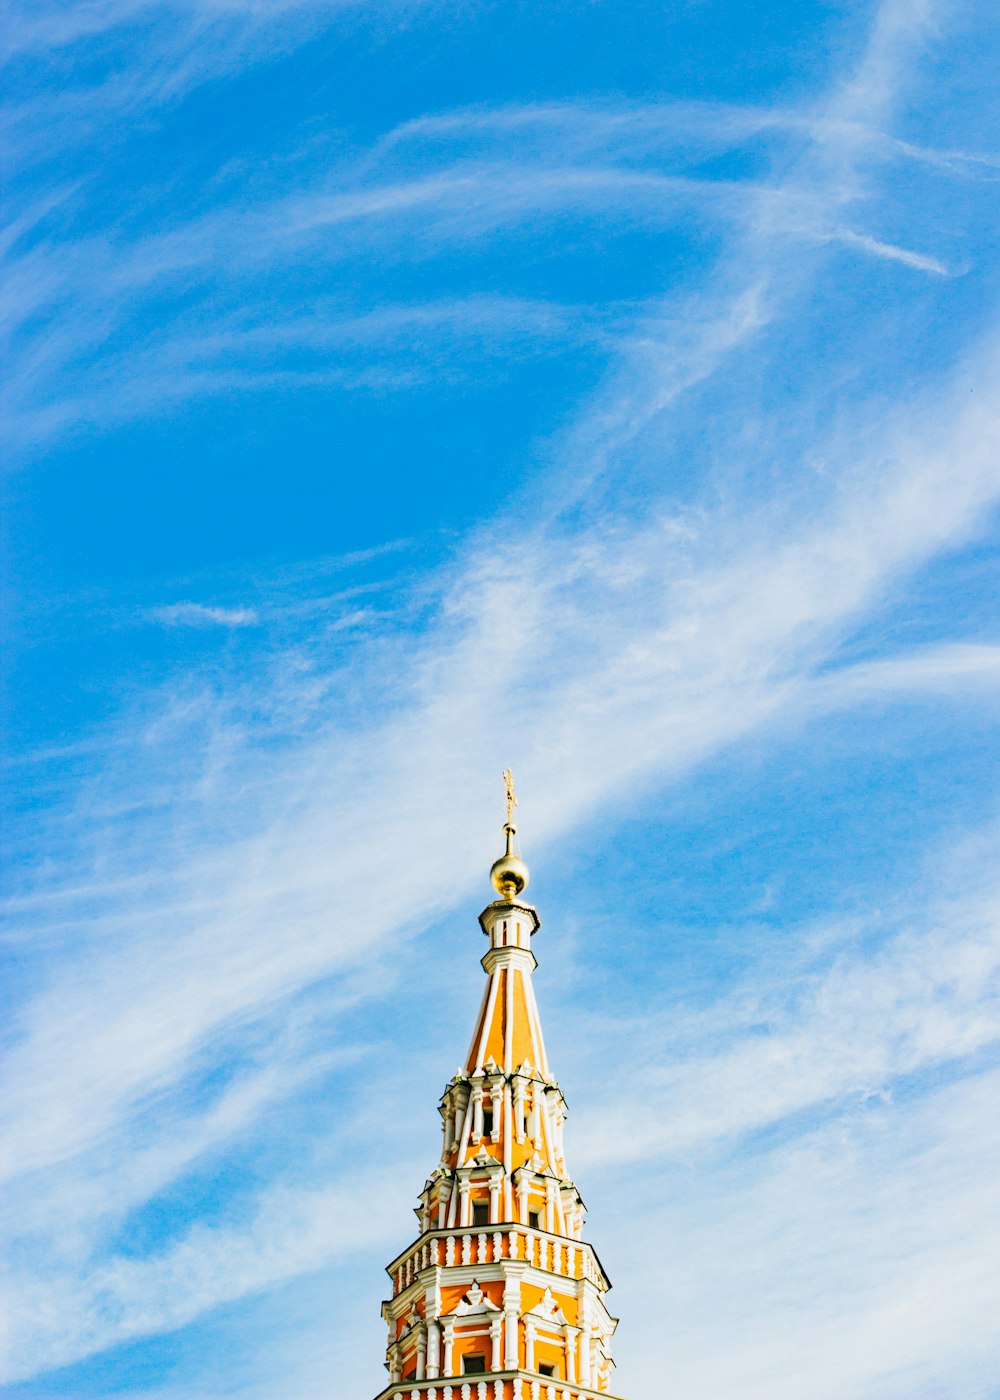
left=374, top=783, right=624, bottom=1400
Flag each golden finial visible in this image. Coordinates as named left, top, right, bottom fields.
left=490, top=769, right=530, bottom=900
left=503, top=768, right=517, bottom=824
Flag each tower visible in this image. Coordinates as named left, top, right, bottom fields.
left=376, top=775, right=624, bottom=1400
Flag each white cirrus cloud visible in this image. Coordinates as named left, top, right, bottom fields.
left=151, top=602, right=260, bottom=628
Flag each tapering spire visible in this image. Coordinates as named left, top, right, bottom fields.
left=373, top=782, right=624, bottom=1399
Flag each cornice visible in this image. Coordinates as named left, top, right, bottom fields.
left=477, top=899, right=541, bottom=936
left=481, top=945, right=538, bottom=975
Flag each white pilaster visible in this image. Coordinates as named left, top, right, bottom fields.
left=516, top=1173, right=529, bottom=1224
left=441, top=1318, right=455, bottom=1378
left=426, top=1320, right=441, bottom=1379
left=564, top=1325, right=580, bottom=1383
left=503, top=1275, right=522, bottom=1369
left=524, top=1317, right=537, bottom=1372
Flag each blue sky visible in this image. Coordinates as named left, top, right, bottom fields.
left=2, top=1, right=1000, bottom=1397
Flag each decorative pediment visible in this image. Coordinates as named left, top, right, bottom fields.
left=471, top=1144, right=497, bottom=1166
left=453, top=1281, right=500, bottom=1315
left=533, top=1288, right=568, bottom=1325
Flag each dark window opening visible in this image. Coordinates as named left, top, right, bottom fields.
left=482, top=1109, right=494, bottom=1137
left=403, top=1369, right=416, bottom=1382
left=539, top=1364, right=555, bottom=1377
left=528, top=1210, right=540, bottom=1230
left=462, top=1354, right=486, bottom=1375
left=472, top=1200, right=490, bottom=1227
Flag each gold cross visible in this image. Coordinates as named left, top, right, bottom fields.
left=502, top=768, right=517, bottom=825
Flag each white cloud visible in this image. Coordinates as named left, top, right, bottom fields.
left=615, top=1068, right=1000, bottom=1400
left=818, top=641, right=1000, bottom=702
left=4, top=1169, right=412, bottom=1380
left=572, top=832, right=1000, bottom=1169
left=830, top=226, right=950, bottom=274
left=3, top=9, right=973, bottom=452
left=151, top=603, right=260, bottom=628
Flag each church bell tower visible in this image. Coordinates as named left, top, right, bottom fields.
left=374, top=774, right=625, bottom=1400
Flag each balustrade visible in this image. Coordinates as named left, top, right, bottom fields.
left=391, top=1225, right=593, bottom=1296
left=387, top=1378, right=603, bottom=1400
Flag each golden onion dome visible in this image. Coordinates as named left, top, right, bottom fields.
left=490, top=821, right=529, bottom=899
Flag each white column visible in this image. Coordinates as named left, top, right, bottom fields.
left=545, top=1179, right=555, bottom=1234
left=459, top=1182, right=471, bottom=1228
left=473, top=1087, right=484, bottom=1139
left=564, top=1326, right=579, bottom=1384
left=451, top=1085, right=475, bottom=1208
left=489, top=1178, right=501, bottom=1223
left=503, top=1278, right=521, bottom=1369
left=490, top=1317, right=503, bottom=1373
left=528, top=1090, right=540, bottom=1143
left=426, top=1320, right=441, bottom=1379
left=490, top=1084, right=503, bottom=1134
left=577, top=1296, right=592, bottom=1387
left=580, top=1331, right=593, bottom=1387
left=416, top=1328, right=427, bottom=1381
left=442, top=1318, right=455, bottom=1378
left=516, top=1174, right=530, bottom=1224
left=513, top=1081, right=526, bottom=1141
left=524, top=1318, right=537, bottom=1372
